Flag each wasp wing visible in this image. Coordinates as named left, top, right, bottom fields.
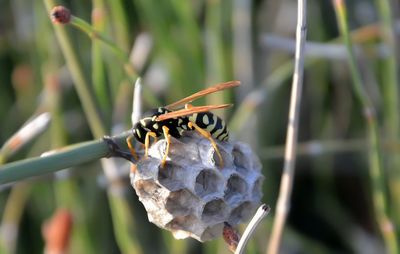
left=156, top=104, right=232, bottom=121
left=165, top=80, right=240, bottom=110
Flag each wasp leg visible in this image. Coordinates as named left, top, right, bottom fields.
left=144, top=132, right=158, bottom=158
left=188, top=121, right=224, bottom=168
left=126, top=136, right=139, bottom=161
left=103, top=136, right=136, bottom=162
left=161, top=126, right=171, bottom=168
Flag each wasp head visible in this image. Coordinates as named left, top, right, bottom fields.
left=132, top=107, right=171, bottom=144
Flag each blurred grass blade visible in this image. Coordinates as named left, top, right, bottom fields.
left=374, top=0, right=400, bottom=227
left=0, top=112, right=51, bottom=164
left=130, top=32, right=153, bottom=73
left=332, top=0, right=398, bottom=252
left=0, top=182, right=31, bottom=254
left=44, top=1, right=106, bottom=138
left=92, top=0, right=111, bottom=119
left=108, top=0, right=130, bottom=51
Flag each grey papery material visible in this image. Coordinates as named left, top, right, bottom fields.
left=130, top=132, right=264, bottom=242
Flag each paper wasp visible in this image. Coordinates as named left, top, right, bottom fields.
left=105, top=80, right=240, bottom=168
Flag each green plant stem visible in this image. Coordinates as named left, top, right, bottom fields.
left=71, top=16, right=130, bottom=68
left=44, top=0, right=106, bottom=138
left=108, top=194, right=143, bottom=254
left=134, top=0, right=203, bottom=99
left=204, top=0, right=229, bottom=112
left=44, top=3, right=148, bottom=253
left=375, top=0, right=399, bottom=136
left=71, top=14, right=137, bottom=84
left=108, top=0, right=130, bottom=51
left=375, top=0, right=400, bottom=227
left=0, top=134, right=129, bottom=185
left=333, top=1, right=398, bottom=253
left=92, top=0, right=111, bottom=119
left=69, top=15, right=159, bottom=107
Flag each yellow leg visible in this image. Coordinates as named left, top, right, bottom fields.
left=144, top=132, right=158, bottom=158
left=126, top=136, right=138, bottom=161
left=161, top=126, right=171, bottom=168
left=188, top=121, right=224, bottom=168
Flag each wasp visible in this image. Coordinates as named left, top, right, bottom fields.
left=106, top=80, right=240, bottom=168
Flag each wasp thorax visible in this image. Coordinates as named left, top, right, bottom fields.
left=130, top=132, right=264, bottom=242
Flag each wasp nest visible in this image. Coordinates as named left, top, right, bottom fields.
left=130, top=132, right=264, bottom=242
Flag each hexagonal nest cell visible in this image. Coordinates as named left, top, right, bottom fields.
left=157, top=163, right=187, bottom=191
left=224, top=174, right=248, bottom=204
left=252, top=177, right=264, bottom=201
left=201, top=223, right=225, bottom=242
left=131, top=132, right=264, bottom=242
left=165, top=189, right=198, bottom=216
left=228, top=202, right=254, bottom=225
left=166, top=214, right=198, bottom=233
left=134, top=179, right=162, bottom=199
left=194, top=170, right=221, bottom=198
left=201, top=199, right=228, bottom=222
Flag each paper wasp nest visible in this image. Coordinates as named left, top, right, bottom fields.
left=130, top=132, right=264, bottom=242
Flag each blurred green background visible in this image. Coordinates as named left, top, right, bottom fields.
left=0, top=0, right=399, bottom=253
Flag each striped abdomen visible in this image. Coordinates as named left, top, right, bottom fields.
left=188, top=112, right=229, bottom=141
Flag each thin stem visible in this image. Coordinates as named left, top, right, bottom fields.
left=67, top=11, right=159, bottom=106
left=45, top=4, right=149, bottom=253
left=71, top=16, right=130, bottom=67
left=108, top=0, right=130, bottom=51
left=44, top=0, right=106, bottom=138
left=131, top=78, right=143, bottom=125
left=261, top=139, right=366, bottom=160
left=375, top=0, right=400, bottom=227
left=92, top=0, right=111, bottom=118
left=0, top=133, right=129, bottom=185
left=267, top=0, right=307, bottom=253
left=332, top=0, right=398, bottom=253
left=235, top=204, right=270, bottom=254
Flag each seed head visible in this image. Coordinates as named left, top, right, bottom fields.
left=51, top=6, right=71, bottom=24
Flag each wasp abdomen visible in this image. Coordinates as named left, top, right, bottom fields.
left=189, top=112, right=229, bottom=141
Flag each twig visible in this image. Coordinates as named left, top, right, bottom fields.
left=267, top=0, right=307, bottom=253
left=261, top=139, right=366, bottom=160
left=0, top=133, right=130, bottom=185
left=131, top=78, right=143, bottom=125
left=235, top=204, right=271, bottom=254
left=261, top=34, right=394, bottom=60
